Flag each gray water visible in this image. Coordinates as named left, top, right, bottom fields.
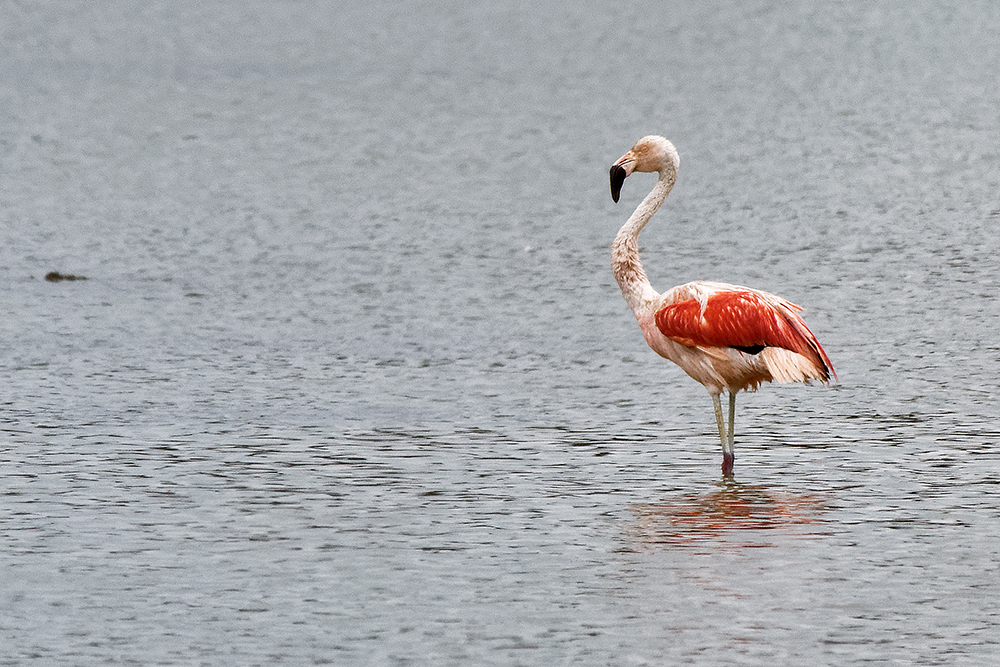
left=3, top=1, right=1000, bottom=664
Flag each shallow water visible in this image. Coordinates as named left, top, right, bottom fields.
left=3, top=1, right=1000, bottom=664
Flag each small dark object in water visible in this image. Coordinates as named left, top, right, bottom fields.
left=44, top=271, right=88, bottom=282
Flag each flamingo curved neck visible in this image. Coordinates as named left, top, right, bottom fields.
left=612, top=172, right=675, bottom=314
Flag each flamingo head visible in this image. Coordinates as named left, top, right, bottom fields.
left=610, top=135, right=679, bottom=203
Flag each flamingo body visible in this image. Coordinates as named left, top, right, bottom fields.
left=609, top=136, right=834, bottom=476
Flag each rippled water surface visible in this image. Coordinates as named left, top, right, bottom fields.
left=3, top=1, right=1000, bottom=664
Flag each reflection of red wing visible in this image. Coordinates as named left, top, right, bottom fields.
left=655, top=291, right=815, bottom=360
left=628, top=488, right=826, bottom=548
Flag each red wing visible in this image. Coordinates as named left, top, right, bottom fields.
left=655, top=291, right=814, bottom=358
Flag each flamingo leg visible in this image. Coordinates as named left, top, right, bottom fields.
left=728, top=391, right=736, bottom=452
left=712, top=393, right=727, bottom=445
left=712, top=393, right=735, bottom=476
left=725, top=391, right=736, bottom=476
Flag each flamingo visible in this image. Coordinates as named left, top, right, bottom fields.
left=609, top=135, right=835, bottom=476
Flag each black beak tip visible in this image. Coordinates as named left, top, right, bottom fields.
left=610, top=164, right=626, bottom=203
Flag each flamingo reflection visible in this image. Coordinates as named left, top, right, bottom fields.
left=626, top=480, right=826, bottom=549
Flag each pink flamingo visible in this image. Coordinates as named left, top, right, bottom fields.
left=609, top=135, right=835, bottom=476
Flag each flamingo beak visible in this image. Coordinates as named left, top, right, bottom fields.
left=610, top=155, right=633, bottom=203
